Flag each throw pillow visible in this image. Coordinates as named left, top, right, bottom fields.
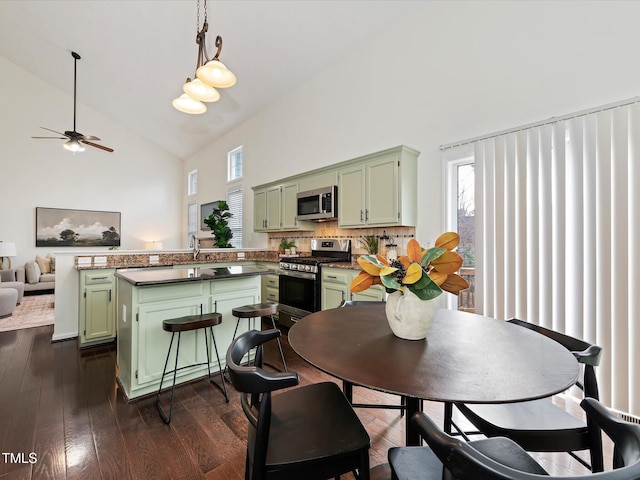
left=25, top=261, right=40, bottom=284
left=36, top=255, right=51, bottom=274
left=47, top=253, right=56, bottom=273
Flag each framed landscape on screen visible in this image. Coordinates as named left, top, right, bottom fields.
left=35, top=207, right=121, bottom=247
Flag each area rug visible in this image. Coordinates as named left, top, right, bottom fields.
left=0, top=294, right=54, bottom=332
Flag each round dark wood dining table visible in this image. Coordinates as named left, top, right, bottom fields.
left=288, top=304, right=580, bottom=446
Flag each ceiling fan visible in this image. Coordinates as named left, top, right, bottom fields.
left=32, top=51, right=114, bottom=153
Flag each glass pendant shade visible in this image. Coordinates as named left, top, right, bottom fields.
left=63, top=139, right=85, bottom=152
left=183, top=78, right=220, bottom=102
left=172, top=93, right=207, bottom=114
left=196, top=60, right=236, bottom=88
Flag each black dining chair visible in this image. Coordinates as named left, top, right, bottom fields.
left=452, top=318, right=603, bottom=471
left=389, top=397, right=640, bottom=480
left=339, top=300, right=407, bottom=416
left=226, top=328, right=371, bottom=480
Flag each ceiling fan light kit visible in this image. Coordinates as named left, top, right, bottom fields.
left=173, top=0, right=236, bottom=114
left=31, top=51, right=114, bottom=153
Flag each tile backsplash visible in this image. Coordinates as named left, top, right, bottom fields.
left=268, top=222, right=415, bottom=257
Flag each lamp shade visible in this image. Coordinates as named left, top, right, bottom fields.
left=196, top=60, right=236, bottom=88
left=183, top=78, right=220, bottom=103
left=0, top=242, right=16, bottom=257
left=172, top=93, right=207, bottom=114
left=63, top=139, right=86, bottom=152
left=144, top=242, right=163, bottom=250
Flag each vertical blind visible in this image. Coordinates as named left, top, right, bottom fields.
left=473, top=102, right=640, bottom=417
left=227, top=188, right=243, bottom=248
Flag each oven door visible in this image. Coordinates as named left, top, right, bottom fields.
left=278, top=270, right=319, bottom=327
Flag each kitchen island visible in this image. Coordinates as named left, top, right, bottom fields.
left=115, top=265, right=273, bottom=400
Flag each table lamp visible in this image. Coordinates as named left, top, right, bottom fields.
left=0, top=242, right=17, bottom=270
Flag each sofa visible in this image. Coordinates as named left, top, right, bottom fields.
left=15, top=255, right=56, bottom=292
left=0, top=268, right=24, bottom=304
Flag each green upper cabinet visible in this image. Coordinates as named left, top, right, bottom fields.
left=254, top=188, right=267, bottom=231
left=266, top=186, right=282, bottom=230
left=338, top=164, right=366, bottom=226
left=281, top=182, right=299, bottom=230
left=253, top=182, right=314, bottom=232
left=253, top=145, right=419, bottom=231
left=338, top=146, right=418, bottom=228
left=254, top=186, right=284, bottom=231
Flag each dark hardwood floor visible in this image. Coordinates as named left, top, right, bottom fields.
left=0, top=324, right=612, bottom=479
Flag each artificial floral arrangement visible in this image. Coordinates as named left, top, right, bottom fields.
left=350, top=232, right=469, bottom=300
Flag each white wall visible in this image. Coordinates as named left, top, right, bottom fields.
left=185, top=0, right=640, bottom=248
left=0, top=57, right=184, bottom=266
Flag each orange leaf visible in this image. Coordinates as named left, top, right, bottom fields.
left=398, top=255, right=411, bottom=269
left=350, top=271, right=374, bottom=292
left=435, top=232, right=460, bottom=250
left=403, top=262, right=423, bottom=284
left=406, top=238, right=423, bottom=263
left=375, top=254, right=390, bottom=266
left=357, top=256, right=382, bottom=276
left=430, top=250, right=463, bottom=274
left=428, top=270, right=448, bottom=286
left=440, top=273, right=470, bottom=294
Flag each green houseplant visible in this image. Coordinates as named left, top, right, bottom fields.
left=279, top=238, right=296, bottom=254
left=204, top=200, right=234, bottom=248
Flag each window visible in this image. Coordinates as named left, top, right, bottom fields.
left=444, top=148, right=475, bottom=312
left=188, top=169, right=198, bottom=196
left=228, top=146, right=243, bottom=182
left=187, top=201, right=197, bottom=246
left=227, top=188, right=243, bottom=248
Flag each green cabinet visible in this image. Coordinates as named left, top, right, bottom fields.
left=79, top=269, right=116, bottom=347
left=254, top=186, right=282, bottom=231
left=259, top=263, right=280, bottom=304
left=321, top=267, right=385, bottom=310
left=253, top=182, right=314, bottom=232
left=253, top=145, right=419, bottom=232
left=338, top=147, right=417, bottom=228
left=116, top=274, right=261, bottom=400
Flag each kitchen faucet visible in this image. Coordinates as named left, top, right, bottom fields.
left=189, top=234, right=200, bottom=260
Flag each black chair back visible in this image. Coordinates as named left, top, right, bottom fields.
left=415, top=398, right=640, bottom=480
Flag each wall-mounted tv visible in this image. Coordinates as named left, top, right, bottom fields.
left=200, top=201, right=219, bottom=231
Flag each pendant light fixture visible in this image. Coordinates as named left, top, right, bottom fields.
left=172, top=0, right=236, bottom=114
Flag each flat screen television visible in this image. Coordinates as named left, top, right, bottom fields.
left=200, top=201, right=219, bottom=231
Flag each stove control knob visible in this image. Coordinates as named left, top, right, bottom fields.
left=281, top=263, right=289, bottom=270
left=305, top=265, right=312, bottom=272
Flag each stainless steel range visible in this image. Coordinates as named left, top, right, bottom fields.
left=278, top=238, right=351, bottom=328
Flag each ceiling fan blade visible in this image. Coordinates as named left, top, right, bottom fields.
left=40, top=127, right=69, bottom=137
left=81, top=140, right=114, bottom=153
left=80, top=135, right=101, bottom=141
left=32, top=136, right=67, bottom=139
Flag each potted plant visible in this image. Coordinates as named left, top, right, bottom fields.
left=203, top=200, right=234, bottom=248
left=350, top=232, right=469, bottom=340
left=361, top=235, right=379, bottom=255
left=279, top=238, right=296, bottom=254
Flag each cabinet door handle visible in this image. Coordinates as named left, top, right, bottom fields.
left=365, top=209, right=369, bottom=221
left=328, top=275, right=337, bottom=279
left=360, top=210, right=364, bottom=221
left=341, top=291, right=345, bottom=301
left=108, top=289, right=112, bottom=302
left=93, top=276, right=108, bottom=280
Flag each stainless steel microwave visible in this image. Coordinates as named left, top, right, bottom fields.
left=296, top=186, right=338, bottom=221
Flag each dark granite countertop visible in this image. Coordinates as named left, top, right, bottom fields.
left=115, top=265, right=274, bottom=286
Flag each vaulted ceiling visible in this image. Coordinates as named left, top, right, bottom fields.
left=0, top=0, right=425, bottom=159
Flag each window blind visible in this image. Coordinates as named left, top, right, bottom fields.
left=227, top=188, right=243, bottom=248
left=473, top=102, right=640, bottom=418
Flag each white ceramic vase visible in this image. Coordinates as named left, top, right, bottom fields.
left=385, top=289, right=436, bottom=340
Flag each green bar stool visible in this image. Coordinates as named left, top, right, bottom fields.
left=231, top=302, right=287, bottom=372
left=156, top=311, right=228, bottom=424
